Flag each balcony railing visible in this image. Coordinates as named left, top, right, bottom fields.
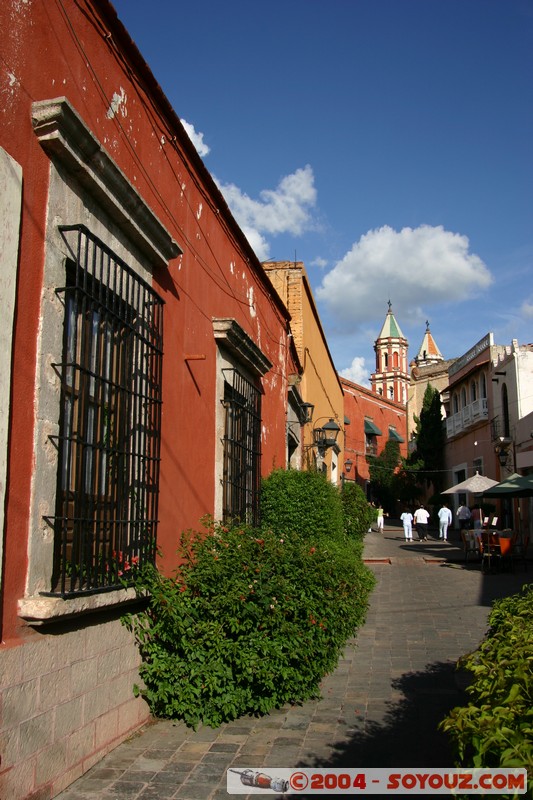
left=446, top=397, right=488, bottom=438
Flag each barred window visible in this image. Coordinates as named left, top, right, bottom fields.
left=222, top=369, right=261, bottom=526
left=50, top=226, right=163, bottom=597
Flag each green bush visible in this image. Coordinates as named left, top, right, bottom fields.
left=440, top=584, right=533, bottom=797
left=260, top=467, right=344, bottom=540
left=341, top=482, right=374, bottom=540
left=122, top=471, right=375, bottom=729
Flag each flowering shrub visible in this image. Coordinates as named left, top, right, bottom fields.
left=65, top=548, right=139, bottom=589
left=341, top=482, right=375, bottom=540
left=123, top=472, right=375, bottom=728
left=440, top=584, right=533, bottom=798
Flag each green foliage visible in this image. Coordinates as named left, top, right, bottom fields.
left=122, top=470, right=375, bottom=730
left=260, top=467, right=344, bottom=539
left=367, top=439, right=401, bottom=511
left=341, top=482, right=374, bottom=540
left=412, top=384, right=446, bottom=493
left=393, top=455, right=424, bottom=506
left=440, top=584, right=533, bottom=798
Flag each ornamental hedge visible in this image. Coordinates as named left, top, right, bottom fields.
left=122, top=469, right=375, bottom=728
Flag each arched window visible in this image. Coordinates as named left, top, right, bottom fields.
left=480, top=372, right=487, bottom=398
left=392, top=351, right=399, bottom=369
left=389, top=386, right=394, bottom=400
left=453, top=393, right=459, bottom=414
left=461, top=387, right=467, bottom=408
left=502, top=384, right=510, bottom=437
left=470, top=380, right=477, bottom=402
left=383, top=353, right=388, bottom=369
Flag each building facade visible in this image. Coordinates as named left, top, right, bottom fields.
left=408, top=322, right=456, bottom=444
left=263, top=261, right=345, bottom=483
left=443, top=334, right=533, bottom=528
left=0, top=2, right=298, bottom=797
left=341, top=378, right=407, bottom=496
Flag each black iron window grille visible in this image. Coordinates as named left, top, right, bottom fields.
left=222, top=369, right=261, bottom=526
left=49, top=225, right=163, bottom=597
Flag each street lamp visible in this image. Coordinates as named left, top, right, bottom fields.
left=494, top=437, right=513, bottom=470
left=313, top=418, right=341, bottom=450
left=299, top=402, right=315, bottom=425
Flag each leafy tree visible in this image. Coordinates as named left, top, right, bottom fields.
left=367, top=439, right=401, bottom=511
left=412, top=383, right=446, bottom=494
left=394, top=455, right=424, bottom=506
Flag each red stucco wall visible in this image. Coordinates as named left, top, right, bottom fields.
left=0, top=0, right=293, bottom=640
left=342, top=377, right=407, bottom=487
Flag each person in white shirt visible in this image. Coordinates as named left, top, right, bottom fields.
left=438, top=503, right=453, bottom=541
left=400, top=508, right=414, bottom=542
left=414, top=505, right=430, bottom=541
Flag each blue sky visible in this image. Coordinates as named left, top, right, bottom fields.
left=112, top=0, right=533, bottom=385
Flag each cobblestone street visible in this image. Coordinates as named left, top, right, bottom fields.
left=56, top=523, right=531, bottom=799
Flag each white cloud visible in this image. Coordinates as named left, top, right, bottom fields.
left=216, top=165, right=317, bottom=259
left=316, top=225, right=493, bottom=330
left=181, top=119, right=210, bottom=157
left=311, top=256, right=328, bottom=269
left=340, top=356, right=370, bottom=387
left=239, top=227, right=271, bottom=262
left=521, top=299, right=533, bottom=319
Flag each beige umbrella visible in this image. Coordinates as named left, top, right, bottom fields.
left=442, top=471, right=499, bottom=495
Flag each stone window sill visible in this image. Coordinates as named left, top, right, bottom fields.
left=18, top=587, right=141, bottom=626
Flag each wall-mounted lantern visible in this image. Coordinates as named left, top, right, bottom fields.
left=494, top=436, right=513, bottom=469
left=299, top=402, right=315, bottom=425
left=313, top=418, right=341, bottom=450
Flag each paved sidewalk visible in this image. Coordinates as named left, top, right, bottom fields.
left=56, top=524, right=531, bottom=800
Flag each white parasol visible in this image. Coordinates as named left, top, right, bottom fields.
left=442, top=471, right=499, bottom=495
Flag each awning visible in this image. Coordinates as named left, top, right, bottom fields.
left=388, top=428, right=404, bottom=443
left=364, top=419, right=382, bottom=436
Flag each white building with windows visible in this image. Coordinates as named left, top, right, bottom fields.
left=443, top=334, right=533, bottom=525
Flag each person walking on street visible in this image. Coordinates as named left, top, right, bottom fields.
left=438, top=503, right=452, bottom=541
left=457, top=503, right=472, bottom=530
left=400, top=508, right=414, bottom=542
left=377, top=506, right=385, bottom=533
left=414, top=504, right=430, bottom=541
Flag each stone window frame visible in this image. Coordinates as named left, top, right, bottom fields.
left=19, top=98, right=181, bottom=624
left=0, top=147, right=22, bottom=601
left=212, top=319, right=271, bottom=525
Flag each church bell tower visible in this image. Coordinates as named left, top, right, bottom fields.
left=371, top=301, right=409, bottom=405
